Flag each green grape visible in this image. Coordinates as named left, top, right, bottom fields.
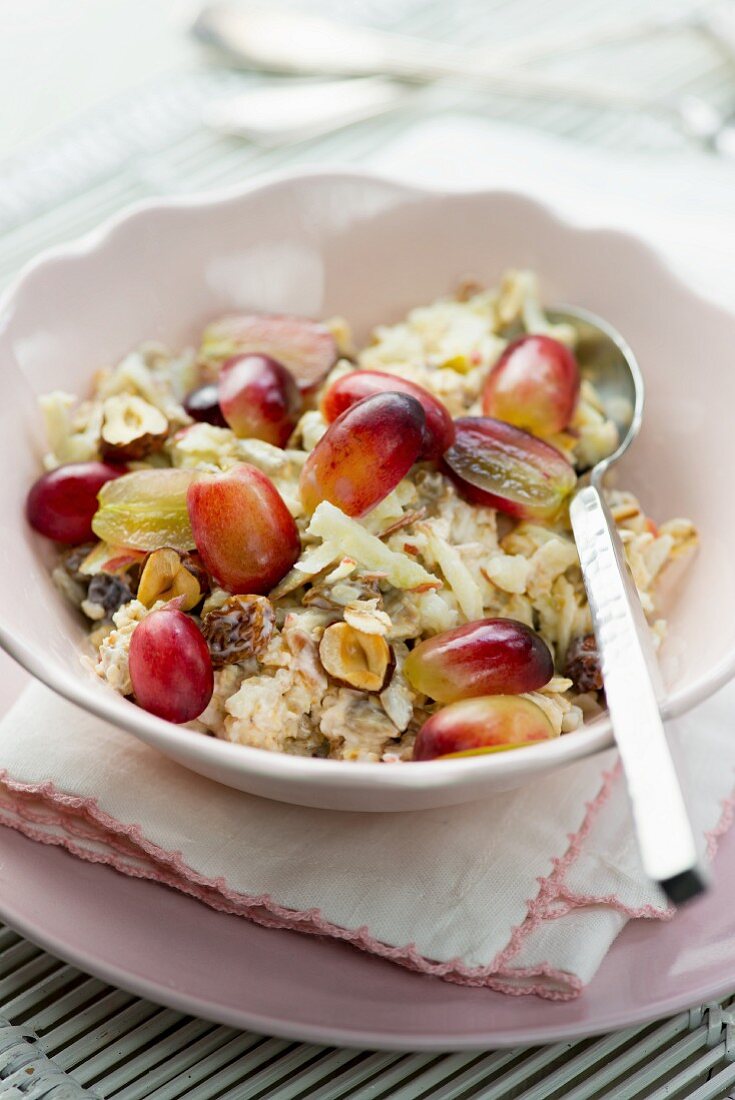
left=92, top=468, right=197, bottom=551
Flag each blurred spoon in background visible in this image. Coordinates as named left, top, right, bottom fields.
left=203, top=75, right=412, bottom=146
left=192, top=3, right=697, bottom=86
left=192, top=3, right=688, bottom=113
left=193, top=2, right=735, bottom=153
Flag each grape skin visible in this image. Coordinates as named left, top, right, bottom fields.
left=129, top=607, right=213, bottom=723
left=27, top=462, right=125, bottom=544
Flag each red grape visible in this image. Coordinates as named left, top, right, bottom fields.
left=404, top=618, right=553, bottom=703
left=129, top=607, right=213, bottom=723
left=26, top=462, right=125, bottom=544
left=482, top=335, right=580, bottom=435
left=300, top=392, right=426, bottom=517
left=413, top=695, right=555, bottom=760
left=187, top=463, right=300, bottom=593
left=183, top=384, right=227, bottom=427
left=201, top=313, right=338, bottom=389
left=322, top=370, right=455, bottom=460
left=444, top=417, right=576, bottom=521
left=218, top=353, right=301, bottom=447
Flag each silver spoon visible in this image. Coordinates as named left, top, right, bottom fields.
left=191, top=3, right=686, bottom=114
left=550, top=305, right=706, bottom=904
left=679, top=96, right=735, bottom=158
left=202, top=76, right=414, bottom=146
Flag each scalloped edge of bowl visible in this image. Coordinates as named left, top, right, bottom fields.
left=2, top=167, right=735, bottom=806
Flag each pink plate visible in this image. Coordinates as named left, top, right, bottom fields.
left=0, top=660, right=734, bottom=1051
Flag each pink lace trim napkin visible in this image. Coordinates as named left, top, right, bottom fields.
left=0, top=680, right=733, bottom=1000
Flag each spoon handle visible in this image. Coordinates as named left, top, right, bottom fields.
left=570, top=483, right=706, bottom=904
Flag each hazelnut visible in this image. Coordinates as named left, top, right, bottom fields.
left=343, top=599, right=391, bottom=637
left=137, top=548, right=201, bottom=611
left=319, top=622, right=391, bottom=693
left=100, top=395, right=168, bottom=461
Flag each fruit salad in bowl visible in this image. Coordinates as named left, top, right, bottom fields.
left=26, top=269, right=697, bottom=765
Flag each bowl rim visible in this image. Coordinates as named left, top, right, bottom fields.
left=3, top=165, right=735, bottom=792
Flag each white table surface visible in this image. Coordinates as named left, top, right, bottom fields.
left=0, top=0, right=197, bottom=160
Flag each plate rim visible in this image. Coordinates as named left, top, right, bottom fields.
left=0, top=821, right=733, bottom=1051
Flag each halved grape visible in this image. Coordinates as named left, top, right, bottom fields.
left=322, top=370, right=455, bottom=460
left=444, top=417, right=576, bottom=521
left=92, top=468, right=197, bottom=551
left=482, top=335, right=580, bottom=435
left=413, top=695, right=555, bottom=760
left=201, top=313, right=338, bottom=389
left=187, top=463, right=300, bottom=593
left=404, top=618, right=554, bottom=703
left=218, top=353, right=301, bottom=447
left=300, top=392, right=426, bottom=517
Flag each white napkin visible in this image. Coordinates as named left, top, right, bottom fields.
left=0, top=678, right=733, bottom=999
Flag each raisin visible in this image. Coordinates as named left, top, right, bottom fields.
left=60, top=542, right=96, bottom=582
left=564, top=633, right=603, bottom=693
left=86, top=573, right=133, bottom=617
left=201, top=595, right=275, bottom=667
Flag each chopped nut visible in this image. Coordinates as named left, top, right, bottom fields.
left=379, top=641, right=415, bottom=731
left=319, top=622, right=392, bottom=692
left=563, top=633, right=603, bottom=693
left=100, top=394, right=168, bottom=461
left=137, top=548, right=201, bottom=611
left=178, top=551, right=211, bottom=598
left=201, top=595, right=275, bottom=666
left=380, top=507, right=427, bottom=538
left=343, top=599, right=392, bottom=637
left=454, top=276, right=484, bottom=303
left=268, top=541, right=341, bottom=601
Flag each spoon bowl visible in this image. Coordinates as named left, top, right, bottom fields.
left=549, top=305, right=643, bottom=476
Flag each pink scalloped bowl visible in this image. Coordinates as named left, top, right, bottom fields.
left=1, top=170, right=734, bottom=811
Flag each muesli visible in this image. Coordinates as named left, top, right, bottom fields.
left=26, top=272, right=697, bottom=762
